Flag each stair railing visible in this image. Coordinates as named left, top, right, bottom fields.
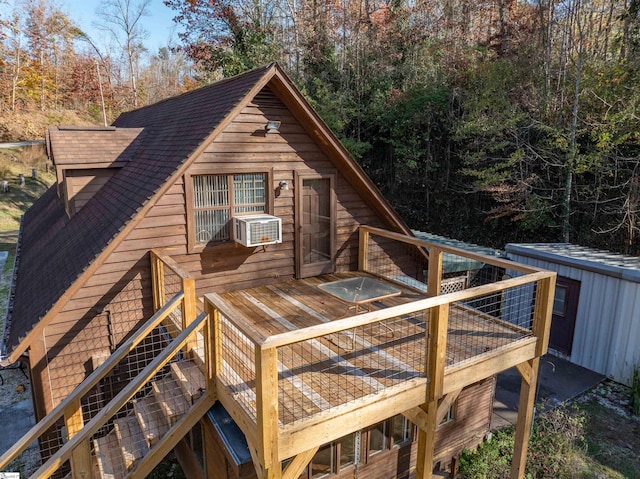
left=0, top=292, right=187, bottom=473
left=28, top=310, right=210, bottom=479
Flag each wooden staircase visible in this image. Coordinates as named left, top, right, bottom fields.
left=92, top=360, right=205, bottom=479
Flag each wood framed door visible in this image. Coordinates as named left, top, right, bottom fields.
left=296, top=172, right=336, bottom=278
left=549, top=276, right=581, bottom=355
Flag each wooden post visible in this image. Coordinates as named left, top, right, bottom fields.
left=64, top=398, right=93, bottom=479
left=532, top=275, right=556, bottom=357
left=416, top=302, right=449, bottom=479
left=203, top=300, right=220, bottom=396
left=255, top=346, right=281, bottom=479
left=415, top=399, right=438, bottom=479
left=358, top=226, right=370, bottom=272
left=510, top=357, right=540, bottom=479
left=182, top=277, right=198, bottom=357
left=150, top=252, right=165, bottom=312
left=428, top=303, right=449, bottom=400
left=427, top=247, right=443, bottom=298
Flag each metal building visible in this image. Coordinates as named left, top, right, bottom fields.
left=505, top=243, right=640, bottom=386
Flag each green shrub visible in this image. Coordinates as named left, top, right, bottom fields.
left=459, top=405, right=586, bottom=479
left=459, top=427, right=515, bottom=479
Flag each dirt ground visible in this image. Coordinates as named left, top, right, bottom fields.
left=0, top=365, right=40, bottom=476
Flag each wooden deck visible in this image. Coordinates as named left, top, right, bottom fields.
left=214, top=272, right=532, bottom=428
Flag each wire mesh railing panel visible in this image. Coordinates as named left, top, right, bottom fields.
left=439, top=249, right=504, bottom=294
left=162, top=263, right=183, bottom=308
left=163, top=263, right=184, bottom=325
left=218, top=314, right=257, bottom=421
left=89, top=337, right=206, bottom=479
left=79, top=319, right=182, bottom=434
left=276, top=310, right=429, bottom=425
left=364, top=232, right=429, bottom=293
left=446, top=281, right=536, bottom=366
left=25, top=297, right=188, bottom=479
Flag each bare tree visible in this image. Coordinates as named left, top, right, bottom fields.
left=96, top=0, right=150, bottom=107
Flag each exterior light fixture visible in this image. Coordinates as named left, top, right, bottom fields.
left=279, top=180, right=289, bottom=191
left=266, top=120, right=281, bottom=133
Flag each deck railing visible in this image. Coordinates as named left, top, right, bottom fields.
left=203, top=226, right=555, bottom=468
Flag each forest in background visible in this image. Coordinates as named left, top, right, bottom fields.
left=1, top=0, right=639, bottom=254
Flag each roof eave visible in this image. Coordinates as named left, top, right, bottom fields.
left=1, top=216, right=25, bottom=366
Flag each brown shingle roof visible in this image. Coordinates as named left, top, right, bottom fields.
left=48, top=127, right=144, bottom=165
left=3, top=65, right=273, bottom=357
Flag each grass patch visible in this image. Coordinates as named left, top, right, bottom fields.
left=459, top=397, right=640, bottom=479
left=581, top=398, right=640, bottom=479
left=0, top=146, right=55, bottom=231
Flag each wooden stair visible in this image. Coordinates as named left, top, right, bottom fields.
left=114, top=416, right=148, bottom=469
left=91, top=360, right=205, bottom=479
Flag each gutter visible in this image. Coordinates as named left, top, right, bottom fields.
left=0, top=215, right=24, bottom=366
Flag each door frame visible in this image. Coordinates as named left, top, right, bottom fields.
left=295, top=171, right=337, bottom=279
left=549, top=275, right=581, bottom=355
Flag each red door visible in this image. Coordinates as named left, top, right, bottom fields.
left=549, top=276, right=580, bottom=355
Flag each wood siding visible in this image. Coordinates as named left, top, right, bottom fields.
left=39, top=86, right=386, bottom=413
left=433, top=376, right=495, bottom=463
left=176, top=86, right=388, bottom=295
left=65, top=168, right=119, bottom=215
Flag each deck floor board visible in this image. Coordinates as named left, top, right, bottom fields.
left=215, top=272, right=530, bottom=425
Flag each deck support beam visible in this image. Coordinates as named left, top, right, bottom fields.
left=436, top=388, right=462, bottom=424
left=282, top=447, right=319, bottom=479
left=509, top=357, right=540, bottom=479
left=182, top=276, right=198, bottom=357
left=416, top=296, right=449, bottom=479
left=403, top=388, right=462, bottom=432
left=415, top=400, right=438, bottom=479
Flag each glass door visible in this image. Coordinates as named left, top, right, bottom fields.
left=296, top=173, right=336, bottom=278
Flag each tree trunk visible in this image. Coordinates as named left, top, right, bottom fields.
left=562, top=0, right=584, bottom=243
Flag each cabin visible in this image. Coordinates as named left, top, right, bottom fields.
left=506, top=243, right=640, bottom=386
left=0, top=64, right=555, bottom=479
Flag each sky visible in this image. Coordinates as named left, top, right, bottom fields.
left=58, top=0, right=182, bottom=54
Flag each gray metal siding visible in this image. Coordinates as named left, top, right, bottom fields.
left=508, top=252, right=639, bottom=386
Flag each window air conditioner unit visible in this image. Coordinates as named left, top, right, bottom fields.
left=234, top=214, right=282, bottom=247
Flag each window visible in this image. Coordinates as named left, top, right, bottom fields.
left=439, top=405, right=455, bottom=426
left=311, top=443, right=334, bottom=478
left=553, top=285, right=568, bottom=316
left=368, top=421, right=389, bottom=455
left=296, top=432, right=358, bottom=478
left=191, top=173, right=267, bottom=245
left=391, top=415, right=413, bottom=445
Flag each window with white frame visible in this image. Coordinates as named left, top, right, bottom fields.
left=192, top=173, right=266, bottom=244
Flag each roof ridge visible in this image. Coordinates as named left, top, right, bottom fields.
left=114, top=63, right=276, bottom=122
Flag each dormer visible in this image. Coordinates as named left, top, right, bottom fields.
left=46, top=126, right=143, bottom=217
